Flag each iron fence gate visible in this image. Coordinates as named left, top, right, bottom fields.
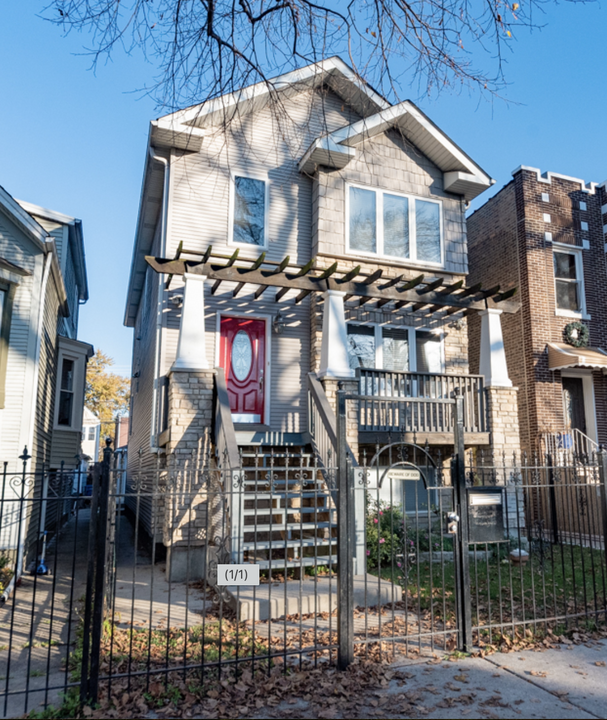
left=0, top=409, right=606, bottom=714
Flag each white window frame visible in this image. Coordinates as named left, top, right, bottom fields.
left=54, top=350, right=85, bottom=431
left=553, top=243, right=588, bottom=319
left=345, top=183, right=444, bottom=268
left=346, top=322, right=445, bottom=373
left=228, top=171, right=270, bottom=251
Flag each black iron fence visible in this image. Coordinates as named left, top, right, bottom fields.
left=0, top=412, right=607, bottom=715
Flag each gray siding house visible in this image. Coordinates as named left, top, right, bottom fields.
left=0, top=186, right=92, bottom=570
left=125, top=58, right=520, bottom=575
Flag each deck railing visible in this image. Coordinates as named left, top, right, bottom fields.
left=356, top=368, right=487, bottom=435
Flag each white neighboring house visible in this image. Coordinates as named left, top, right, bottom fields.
left=81, top=407, right=101, bottom=464
left=0, top=184, right=92, bottom=569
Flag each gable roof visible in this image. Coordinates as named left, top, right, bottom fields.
left=125, top=57, right=493, bottom=324
left=299, top=100, right=493, bottom=201
left=149, top=56, right=387, bottom=151
left=16, top=200, right=89, bottom=302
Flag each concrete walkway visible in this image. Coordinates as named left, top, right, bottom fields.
left=247, top=638, right=607, bottom=719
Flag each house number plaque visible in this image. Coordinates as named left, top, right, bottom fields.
left=467, top=487, right=505, bottom=543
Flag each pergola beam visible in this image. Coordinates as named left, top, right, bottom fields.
left=145, top=256, right=519, bottom=314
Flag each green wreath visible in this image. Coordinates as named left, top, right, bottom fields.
left=564, top=321, right=589, bottom=348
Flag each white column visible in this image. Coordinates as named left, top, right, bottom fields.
left=172, top=273, right=210, bottom=371
left=318, top=289, right=355, bottom=379
left=479, top=308, right=512, bottom=387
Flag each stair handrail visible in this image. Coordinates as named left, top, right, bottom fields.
left=539, top=428, right=599, bottom=462
left=213, top=367, right=243, bottom=561
left=307, top=373, right=358, bottom=498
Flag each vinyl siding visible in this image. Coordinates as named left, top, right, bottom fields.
left=161, top=87, right=359, bottom=433
left=127, top=227, right=163, bottom=541
left=0, top=213, right=41, bottom=470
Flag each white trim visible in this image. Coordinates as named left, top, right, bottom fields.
left=15, top=199, right=76, bottom=226
left=345, top=182, right=444, bottom=268
left=53, top=345, right=88, bottom=432
left=228, top=171, right=270, bottom=251
left=512, top=166, right=598, bottom=195
left=552, top=244, right=587, bottom=319
left=560, top=369, right=598, bottom=444
left=215, top=311, right=272, bottom=425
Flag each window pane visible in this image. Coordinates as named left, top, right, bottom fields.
left=233, top=176, right=265, bottom=245
left=416, top=332, right=442, bottom=373
left=347, top=325, right=376, bottom=369
left=554, top=252, right=577, bottom=279
left=61, top=359, right=74, bottom=391
left=382, top=328, right=409, bottom=371
left=383, top=194, right=409, bottom=258
left=416, top=200, right=441, bottom=263
left=556, top=279, right=579, bottom=311
left=349, top=187, right=376, bottom=253
left=58, top=390, right=73, bottom=426
left=88, top=426, right=96, bottom=441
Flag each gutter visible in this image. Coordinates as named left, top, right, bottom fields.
left=147, top=147, right=170, bottom=453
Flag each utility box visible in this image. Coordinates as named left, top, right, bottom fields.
left=467, top=487, right=505, bottom=543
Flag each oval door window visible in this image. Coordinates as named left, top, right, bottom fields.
left=231, top=330, right=253, bottom=381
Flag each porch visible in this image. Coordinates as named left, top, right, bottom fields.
left=354, top=368, right=488, bottom=445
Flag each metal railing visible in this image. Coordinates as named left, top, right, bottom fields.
left=356, top=368, right=486, bottom=434
left=540, top=428, right=600, bottom=461
left=307, top=373, right=339, bottom=481
left=213, top=367, right=243, bottom=561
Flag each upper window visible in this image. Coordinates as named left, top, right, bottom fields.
left=88, top=426, right=96, bottom=441
left=232, top=176, right=266, bottom=247
left=347, top=324, right=443, bottom=373
left=554, top=248, right=585, bottom=315
left=347, top=186, right=442, bottom=265
left=57, top=357, right=75, bottom=426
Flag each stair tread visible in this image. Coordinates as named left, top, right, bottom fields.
left=244, top=522, right=334, bottom=532
left=242, top=538, right=338, bottom=550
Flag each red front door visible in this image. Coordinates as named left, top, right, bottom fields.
left=219, top=317, right=266, bottom=423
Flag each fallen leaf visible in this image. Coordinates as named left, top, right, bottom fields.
left=595, top=661, right=606, bottom=667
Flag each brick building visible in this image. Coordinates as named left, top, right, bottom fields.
left=467, top=166, right=607, bottom=454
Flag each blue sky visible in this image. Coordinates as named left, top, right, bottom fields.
left=0, top=2, right=605, bottom=377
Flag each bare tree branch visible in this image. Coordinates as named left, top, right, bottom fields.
left=41, top=0, right=587, bottom=111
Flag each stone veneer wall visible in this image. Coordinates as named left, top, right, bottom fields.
left=164, top=369, right=217, bottom=581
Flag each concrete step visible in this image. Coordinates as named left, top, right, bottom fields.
left=242, top=538, right=337, bottom=551
left=225, top=574, right=398, bottom=621
left=243, top=521, right=333, bottom=532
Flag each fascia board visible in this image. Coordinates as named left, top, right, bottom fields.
left=150, top=119, right=205, bottom=151
left=15, top=199, right=75, bottom=226
left=160, top=57, right=388, bottom=129
left=124, top=133, right=166, bottom=327
left=299, top=136, right=356, bottom=173
left=0, top=187, right=48, bottom=250
left=58, top=335, right=94, bottom=359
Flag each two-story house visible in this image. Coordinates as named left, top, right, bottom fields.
left=125, top=58, right=520, bottom=577
left=0, top=185, right=92, bottom=570
left=468, top=166, right=607, bottom=455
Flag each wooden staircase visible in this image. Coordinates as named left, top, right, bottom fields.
left=237, top=445, right=337, bottom=570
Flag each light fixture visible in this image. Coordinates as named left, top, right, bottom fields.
left=273, top=311, right=287, bottom=335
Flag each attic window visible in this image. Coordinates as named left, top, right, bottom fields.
left=347, top=185, right=442, bottom=265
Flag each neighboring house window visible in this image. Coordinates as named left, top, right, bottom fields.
left=57, top=357, right=75, bottom=426
left=232, top=176, right=267, bottom=247
left=0, top=283, right=15, bottom=410
left=553, top=248, right=585, bottom=315
left=347, top=185, right=442, bottom=265
left=347, top=324, right=443, bottom=373
left=88, top=426, right=96, bottom=441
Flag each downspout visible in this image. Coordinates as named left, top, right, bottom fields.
left=148, top=147, right=170, bottom=452
left=18, top=250, right=52, bottom=576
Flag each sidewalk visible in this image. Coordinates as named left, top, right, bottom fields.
left=242, top=638, right=607, bottom=719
